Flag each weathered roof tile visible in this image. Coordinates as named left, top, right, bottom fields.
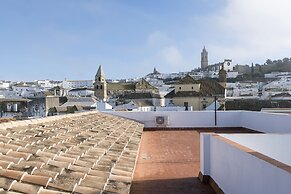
left=21, top=174, right=52, bottom=187
left=9, top=181, right=41, bottom=194
left=0, top=112, right=144, bottom=193
left=73, top=185, right=101, bottom=194
left=0, top=169, right=26, bottom=181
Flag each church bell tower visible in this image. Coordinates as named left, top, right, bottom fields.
left=94, top=65, right=107, bottom=101
left=201, top=46, right=208, bottom=69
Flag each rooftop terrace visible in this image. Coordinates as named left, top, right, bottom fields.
left=130, top=128, right=257, bottom=194
left=0, top=110, right=290, bottom=194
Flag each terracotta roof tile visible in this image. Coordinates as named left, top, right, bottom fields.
left=38, top=188, right=69, bottom=194
left=9, top=181, right=41, bottom=194
left=0, top=177, right=15, bottom=190
left=0, top=136, right=12, bottom=143
left=0, top=161, right=13, bottom=169
left=0, top=143, right=20, bottom=151
left=0, top=112, right=143, bottom=193
left=0, top=169, right=26, bottom=181
left=79, top=178, right=105, bottom=189
left=8, top=163, right=38, bottom=174
left=6, top=150, right=32, bottom=160
left=32, top=169, right=59, bottom=180
left=68, top=164, right=90, bottom=173
left=0, top=189, right=23, bottom=194
left=73, top=159, right=94, bottom=167
left=73, top=185, right=101, bottom=194
left=47, top=180, right=76, bottom=192
left=21, top=174, right=52, bottom=187
left=0, top=154, right=23, bottom=164
left=104, top=180, right=131, bottom=194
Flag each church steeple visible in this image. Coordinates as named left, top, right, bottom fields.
left=94, top=65, right=107, bottom=101
left=201, top=46, right=208, bottom=69
left=96, top=65, right=105, bottom=79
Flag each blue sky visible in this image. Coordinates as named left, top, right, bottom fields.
left=1, top=0, right=291, bottom=81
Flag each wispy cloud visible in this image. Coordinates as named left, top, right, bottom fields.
left=160, top=46, right=184, bottom=66
left=206, top=0, right=291, bottom=64
left=141, top=32, right=187, bottom=73
left=147, top=31, right=172, bottom=46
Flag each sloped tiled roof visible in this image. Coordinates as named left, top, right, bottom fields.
left=165, top=90, right=204, bottom=98
left=107, top=83, right=135, bottom=91
left=61, top=97, right=96, bottom=108
left=176, top=75, right=197, bottom=85
left=135, top=79, right=157, bottom=91
left=0, top=112, right=143, bottom=193
left=121, top=92, right=160, bottom=99
left=165, top=75, right=225, bottom=98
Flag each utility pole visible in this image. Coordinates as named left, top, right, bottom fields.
left=214, top=96, right=217, bottom=126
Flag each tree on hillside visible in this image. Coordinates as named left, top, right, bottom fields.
left=283, top=57, right=289, bottom=64
left=266, top=59, right=273, bottom=65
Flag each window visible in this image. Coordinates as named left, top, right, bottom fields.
left=100, top=85, right=103, bottom=89
left=192, top=87, right=194, bottom=90
left=184, top=102, right=188, bottom=111
left=179, top=87, right=181, bottom=90
left=98, top=77, right=101, bottom=81
left=96, top=85, right=99, bottom=89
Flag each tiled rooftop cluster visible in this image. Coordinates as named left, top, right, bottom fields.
left=0, top=112, right=143, bottom=194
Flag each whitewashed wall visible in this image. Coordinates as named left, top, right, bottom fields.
left=240, top=111, right=291, bottom=133
left=106, top=111, right=291, bottom=133
left=106, top=111, right=242, bottom=128
left=221, top=134, right=291, bottom=166
left=201, top=134, right=291, bottom=194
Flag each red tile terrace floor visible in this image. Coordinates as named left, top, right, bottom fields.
left=130, top=128, right=258, bottom=194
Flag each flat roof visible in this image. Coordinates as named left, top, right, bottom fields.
left=130, top=128, right=256, bottom=194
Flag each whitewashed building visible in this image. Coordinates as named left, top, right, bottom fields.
left=63, top=80, right=94, bottom=89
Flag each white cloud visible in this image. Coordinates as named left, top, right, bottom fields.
left=141, top=32, right=187, bottom=73
left=160, top=46, right=184, bottom=66
left=207, top=0, right=291, bottom=64
left=147, top=31, right=172, bottom=46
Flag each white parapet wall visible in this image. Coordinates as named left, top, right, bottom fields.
left=200, top=133, right=291, bottom=194
left=240, top=111, right=291, bottom=133
left=106, top=111, right=242, bottom=128
left=220, top=134, right=291, bottom=166
left=106, top=110, right=291, bottom=133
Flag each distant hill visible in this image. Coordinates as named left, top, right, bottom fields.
left=260, top=57, right=291, bottom=73
left=234, top=57, right=291, bottom=81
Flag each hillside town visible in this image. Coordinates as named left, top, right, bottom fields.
left=1, top=47, right=291, bottom=119
left=1, top=1, right=291, bottom=194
